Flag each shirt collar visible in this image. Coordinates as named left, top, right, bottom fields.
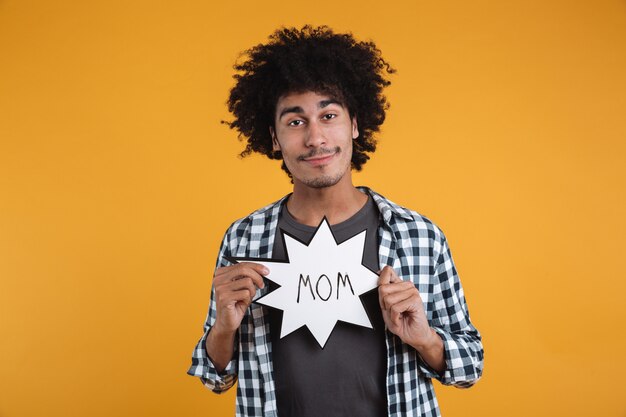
left=358, top=186, right=415, bottom=223
left=251, top=187, right=415, bottom=224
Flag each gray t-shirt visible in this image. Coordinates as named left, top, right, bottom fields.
left=269, top=196, right=387, bottom=417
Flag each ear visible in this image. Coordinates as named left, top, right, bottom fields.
left=351, top=117, right=359, bottom=140
left=270, top=126, right=281, bottom=151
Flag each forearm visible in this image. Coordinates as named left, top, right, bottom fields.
left=205, top=325, right=237, bottom=373
left=411, top=327, right=445, bottom=375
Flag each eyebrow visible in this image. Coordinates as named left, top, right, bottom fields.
left=277, top=99, right=343, bottom=120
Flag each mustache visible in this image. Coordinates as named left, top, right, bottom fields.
left=297, top=147, right=341, bottom=161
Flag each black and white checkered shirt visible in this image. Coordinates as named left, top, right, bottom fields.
left=188, top=187, right=483, bottom=416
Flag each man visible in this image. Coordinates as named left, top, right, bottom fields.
left=188, top=26, right=483, bottom=417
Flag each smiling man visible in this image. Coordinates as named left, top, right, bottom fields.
left=188, top=26, right=483, bottom=417
left=272, top=92, right=357, bottom=190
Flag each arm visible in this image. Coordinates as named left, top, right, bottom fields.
left=378, top=233, right=483, bottom=387
left=378, top=266, right=446, bottom=374
left=426, top=235, right=483, bottom=387
left=187, top=233, right=267, bottom=393
left=205, top=262, right=267, bottom=371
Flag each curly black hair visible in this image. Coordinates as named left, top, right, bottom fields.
left=225, top=25, right=395, bottom=175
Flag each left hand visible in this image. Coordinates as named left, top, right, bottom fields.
left=378, top=266, right=434, bottom=348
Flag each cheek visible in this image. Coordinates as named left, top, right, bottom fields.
left=341, top=128, right=354, bottom=152
left=279, top=141, right=297, bottom=157
left=344, top=141, right=353, bottom=163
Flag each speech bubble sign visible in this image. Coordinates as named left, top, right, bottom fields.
left=229, top=217, right=379, bottom=348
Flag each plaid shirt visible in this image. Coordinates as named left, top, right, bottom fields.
left=188, top=187, right=483, bottom=416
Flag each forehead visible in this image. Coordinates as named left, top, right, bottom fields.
left=275, top=91, right=345, bottom=112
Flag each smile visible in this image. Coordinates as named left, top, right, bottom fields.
left=299, top=147, right=340, bottom=167
left=302, top=153, right=337, bottom=167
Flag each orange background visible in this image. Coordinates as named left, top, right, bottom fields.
left=1, top=1, right=625, bottom=416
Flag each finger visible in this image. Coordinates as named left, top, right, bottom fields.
left=237, top=263, right=269, bottom=289
left=377, top=266, right=393, bottom=285
left=219, top=288, right=255, bottom=308
left=379, top=281, right=415, bottom=297
left=214, top=263, right=240, bottom=277
left=390, top=306, right=402, bottom=329
left=234, top=289, right=256, bottom=307
left=386, top=267, right=402, bottom=283
left=216, top=263, right=268, bottom=289
left=226, top=277, right=258, bottom=300
left=216, top=261, right=269, bottom=277
left=389, top=296, right=421, bottom=329
left=379, top=283, right=415, bottom=310
left=389, top=293, right=421, bottom=315
left=381, top=287, right=418, bottom=310
left=378, top=269, right=402, bottom=310
left=238, top=262, right=270, bottom=276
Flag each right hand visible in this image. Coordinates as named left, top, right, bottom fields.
left=212, top=262, right=268, bottom=334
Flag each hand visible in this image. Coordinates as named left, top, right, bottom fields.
left=212, top=262, right=267, bottom=334
left=377, top=266, right=435, bottom=349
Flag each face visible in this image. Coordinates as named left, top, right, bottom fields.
left=271, top=91, right=358, bottom=189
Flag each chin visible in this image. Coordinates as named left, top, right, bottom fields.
left=301, top=173, right=344, bottom=189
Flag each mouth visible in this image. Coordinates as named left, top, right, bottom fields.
left=299, top=148, right=340, bottom=166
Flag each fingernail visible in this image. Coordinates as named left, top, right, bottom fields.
left=261, top=267, right=269, bottom=275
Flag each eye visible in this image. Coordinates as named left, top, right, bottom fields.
left=288, top=119, right=304, bottom=127
left=322, top=113, right=337, bottom=120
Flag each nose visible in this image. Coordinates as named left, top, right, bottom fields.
left=305, top=120, right=326, bottom=148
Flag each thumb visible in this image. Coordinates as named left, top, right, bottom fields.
left=378, top=265, right=394, bottom=285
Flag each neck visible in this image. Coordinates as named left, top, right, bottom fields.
left=287, top=180, right=368, bottom=227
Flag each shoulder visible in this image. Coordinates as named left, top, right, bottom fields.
left=364, top=187, right=447, bottom=243
left=221, top=195, right=288, bottom=241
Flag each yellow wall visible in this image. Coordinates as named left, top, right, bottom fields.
left=1, top=1, right=625, bottom=416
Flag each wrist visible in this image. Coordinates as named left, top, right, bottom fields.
left=206, top=325, right=238, bottom=373
left=210, top=323, right=237, bottom=341
left=409, top=327, right=446, bottom=375
left=411, top=328, right=441, bottom=352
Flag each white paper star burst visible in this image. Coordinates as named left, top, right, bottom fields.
left=239, top=218, right=379, bottom=348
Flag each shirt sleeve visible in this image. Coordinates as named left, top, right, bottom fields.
left=417, top=233, right=484, bottom=388
left=187, top=232, right=239, bottom=394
